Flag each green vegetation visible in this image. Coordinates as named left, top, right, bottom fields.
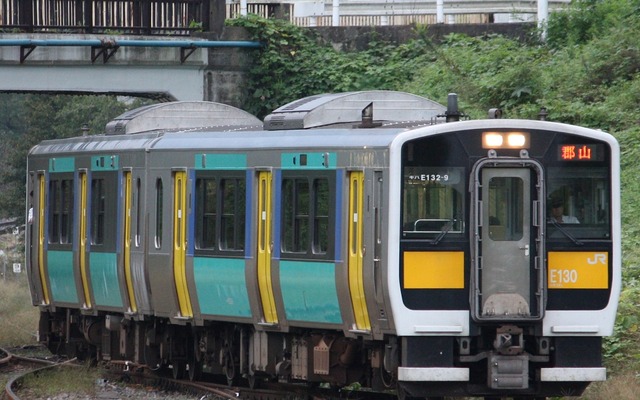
left=227, top=14, right=427, bottom=118
left=0, top=233, right=38, bottom=347
left=0, top=278, right=38, bottom=347
left=19, top=365, right=102, bottom=398
left=0, top=95, right=152, bottom=217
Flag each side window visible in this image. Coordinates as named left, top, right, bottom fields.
left=281, top=174, right=332, bottom=257
left=282, top=178, right=309, bottom=253
left=221, top=178, right=245, bottom=250
left=135, top=177, right=141, bottom=247
left=60, top=179, right=73, bottom=243
left=313, top=178, right=329, bottom=254
left=48, top=176, right=74, bottom=245
left=90, top=178, right=105, bottom=245
left=194, top=172, right=246, bottom=254
left=155, top=178, right=163, bottom=249
left=48, top=180, right=60, bottom=243
left=195, top=178, right=217, bottom=249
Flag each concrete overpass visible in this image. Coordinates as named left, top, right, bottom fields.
left=0, top=30, right=260, bottom=106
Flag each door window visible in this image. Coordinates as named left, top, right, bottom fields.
left=487, top=177, right=523, bottom=241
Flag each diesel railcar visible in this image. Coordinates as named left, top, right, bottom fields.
left=25, top=91, right=620, bottom=399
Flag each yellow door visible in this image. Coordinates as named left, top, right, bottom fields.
left=348, top=172, right=371, bottom=331
left=37, top=174, right=50, bottom=305
left=173, top=171, right=193, bottom=318
left=257, top=171, right=278, bottom=324
left=123, top=171, right=137, bottom=313
left=79, top=171, right=92, bottom=309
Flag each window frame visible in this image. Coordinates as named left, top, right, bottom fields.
left=280, top=171, right=335, bottom=260
left=47, top=173, right=75, bottom=247
left=89, top=172, right=118, bottom=251
left=193, top=171, right=246, bottom=256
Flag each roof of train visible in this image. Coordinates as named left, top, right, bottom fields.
left=29, top=117, right=618, bottom=156
left=28, top=91, right=618, bottom=157
left=28, top=125, right=411, bottom=155
left=30, top=90, right=449, bottom=155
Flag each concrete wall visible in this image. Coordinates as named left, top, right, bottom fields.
left=197, top=27, right=257, bottom=107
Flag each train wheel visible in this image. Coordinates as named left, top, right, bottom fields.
left=187, top=358, right=202, bottom=381
left=172, top=360, right=185, bottom=380
left=396, top=384, right=422, bottom=400
left=247, top=373, right=259, bottom=389
left=223, top=348, right=236, bottom=386
left=187, top=334, right=202, bottom=381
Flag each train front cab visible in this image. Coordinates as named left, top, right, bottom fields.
left=393, top=121, right=620, bottom=399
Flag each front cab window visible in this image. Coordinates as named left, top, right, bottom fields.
left=402, top=167, right=465, bottom=238
left=546, top=167, right=610, bottom=239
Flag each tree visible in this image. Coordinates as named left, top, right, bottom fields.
left=0, top=94, right=153, bottom=218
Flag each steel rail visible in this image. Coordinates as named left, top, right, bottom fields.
left=2, top=346, right=72, bottom=400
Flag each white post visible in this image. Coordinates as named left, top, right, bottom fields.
left=240, top=0, right=248, bottom=16
left=436, top=0, right=444, bottom=24
left=381, top=15, right=388, bottom=26
left=538, top=0, right=549, bottom=39
left=332, top=0, right=340, bottom=27
left=309, top=16, right=317, bottom=27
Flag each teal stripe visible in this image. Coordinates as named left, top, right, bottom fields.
left=89, top=252, right=123, bottom=308
left=91, top=155, right=119, bottom=171
left=281, top=152, right=336, bottom=169
left=49, top=157, right=75, bottom=173
left=193, top=257, right=251, bottom=317
left=195, top=154, right=247, bottom=170
left=280, top=260, right=342, bottom=323
left=47, top=250, right=78, bottom=303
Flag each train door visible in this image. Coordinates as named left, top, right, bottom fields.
left=79, top=170, right=92, bottom=310
left=173, top=170, right=193, bottom=318
left=122, top=170, right=137, bottom=313
left=348, top=171, right=371, bottom=331
left=471, top=161, right=545, bottom=321
left=257, top=171, right=278, bottom=324
left=36, top=173, right=50, bottom=305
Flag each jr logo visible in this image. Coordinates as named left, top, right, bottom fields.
left=587, top=253, right=607, bottom=265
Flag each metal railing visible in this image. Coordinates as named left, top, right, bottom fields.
left=0, top=1, right=571, bottom=34
left=0, top=0, right=210, bottom=35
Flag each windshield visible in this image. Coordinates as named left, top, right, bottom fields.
left=546, top=167, right=610, bottom=239
left=402, top=167, right=465, bottom=238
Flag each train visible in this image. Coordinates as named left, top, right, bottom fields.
left=25, top=91, right=621, bottom=399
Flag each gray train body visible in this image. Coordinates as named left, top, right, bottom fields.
left=25, top=92, right=621, bottom=399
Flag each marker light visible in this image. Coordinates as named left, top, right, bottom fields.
left=507, top=132, right=527, bottom=147
left=482, top=131, right=529, bottom=149
left=483, top=133, right=503, bottom=148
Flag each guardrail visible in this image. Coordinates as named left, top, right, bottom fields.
left=0, top=0, right=210, bottom=35
left=0, top=0, right=571, bottom=34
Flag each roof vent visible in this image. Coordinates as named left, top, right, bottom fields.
left=263, top=91, right=446, bottom=130
left=105, top=101, right=261, bottom=135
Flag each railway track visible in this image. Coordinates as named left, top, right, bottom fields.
left=1, top=346, right=66, bottom=400
left=3, top=346, right=395, bottom=400
left=105, top=362, right=398, bottom=400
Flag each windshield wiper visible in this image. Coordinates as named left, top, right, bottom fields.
left=549, top=218, right=583, bottom=246
left=431, top=218, right=456, bottom=245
